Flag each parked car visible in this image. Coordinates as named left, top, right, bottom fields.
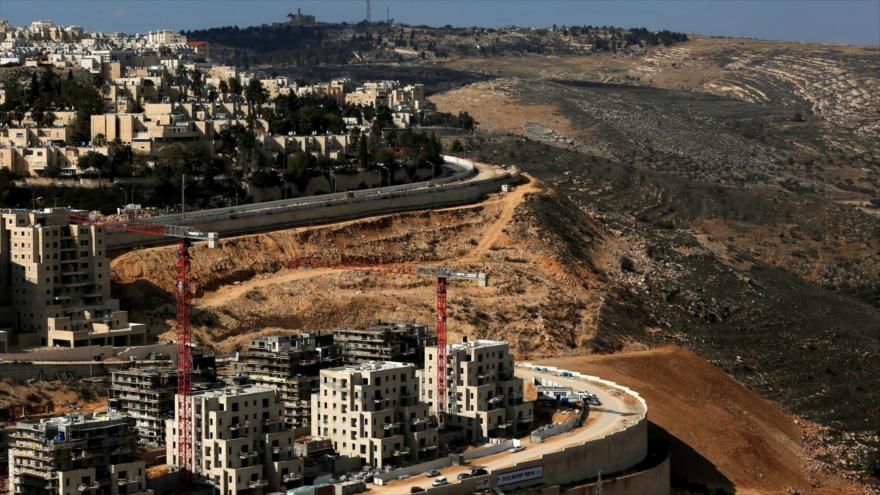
left=470, top=468, right=489, bottom=476
left=410, top=487, right=425, bottom=493
left=398, top=474, right=411, bottom=480
left=510, top=445, right=526, bottom=453
left=456, top=472, right=472, bottom=481
left=432, top=477, right=448, bottom=487
left=424, top=469, right=440, bottom=477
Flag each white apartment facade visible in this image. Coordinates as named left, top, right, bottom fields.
left=166, top=385, right=304, bottom=495
left=311, top=362, right=438, bottom=468
left=0, top=208, right=146, bottom=349
left=418, top=340, right=534, bottom=442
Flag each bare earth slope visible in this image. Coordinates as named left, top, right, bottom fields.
left=539, top=346, right=865, bottom=495
left=113, top=175, right=877, bottom=492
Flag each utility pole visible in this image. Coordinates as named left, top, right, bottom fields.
left=366, top=0, right=371, bottom=23
left=181, top=174, right=186, bottom=223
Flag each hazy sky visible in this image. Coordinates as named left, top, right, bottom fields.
left=2, top=0, right=878, bottom=45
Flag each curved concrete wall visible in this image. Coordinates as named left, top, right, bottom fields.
left=423, top=366, right=656, bottom=495
left=559, top=456, right=670, bottom=495
left=107, top=156, right=509, bottom=250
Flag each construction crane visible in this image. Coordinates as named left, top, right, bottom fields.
left=68, top=213, right=218, bottom=482
left=287, top=255, right=488, bottom=428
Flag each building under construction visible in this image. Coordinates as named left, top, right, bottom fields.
left=109, top=360, right=217, bottom=446
left=7, top=412, right=150, bottom=495
left=240, top=333, right=341, bottom=428
left=110, top=367, right=176, bottom=447
left=333, top=322, right=434, bottom=366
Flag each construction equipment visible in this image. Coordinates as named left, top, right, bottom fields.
left=69, top=213, right=218, bottom=482
left=287, top=255, right=488, bottom=428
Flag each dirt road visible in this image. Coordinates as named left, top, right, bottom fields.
left=465, top=174, right=539, bottom=261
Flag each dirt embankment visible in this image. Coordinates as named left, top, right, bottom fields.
left=539, top=346, right=868, bottom=495
left=112, top=177, right=614, bottom=355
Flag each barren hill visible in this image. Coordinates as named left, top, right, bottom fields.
left=112, top=172, right=878, bottom=491
left=111, top=34, right=879, bottom=492
left=538, top=346, right=867, bottom=495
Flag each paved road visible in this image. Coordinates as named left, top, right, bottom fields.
left=377, top=367, right=646, bottom=494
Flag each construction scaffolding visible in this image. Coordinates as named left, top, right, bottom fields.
left=333, top=322, right=435, bottom=366
left=240, top=333, right=341, bottom=428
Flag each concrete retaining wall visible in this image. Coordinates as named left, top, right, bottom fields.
left=374, top=456, right=452, bottom=483
left=461, top=439, right=514, bottom=460
left=531, top=409, right=584, bottom=443
left=107, top=156, right=509, bottom=250
left=374, top=439, right=514, bottom=483
left=418, top=366, right=654, bottom=495
left=0, top=361, right=136, bottom=381
left=560, top=456, right=670, bottom=495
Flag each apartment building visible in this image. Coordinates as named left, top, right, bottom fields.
left=311, top=362, right=438, bottom=468
left=166, top=385, right=304, bottom=495
left=0, top=145, right=109, bottom=176
left=0, top=208, right=146, bottom=348
left=293, top=79, right=351, bottom=104
left=109, top=367, right=177, bottom=447
left=0, top=127, right=68, bottom=148
left=8, top=412, right=151, bottom=495
left=333, top=322, right=435, bottom=366
left=261, top=133, right=355, bottom=161
left=418, top=339, right=534, bottom=442
left=145, top=29, right=187, bottom=47
left=91, top=110, right=255, bottom=155
left=240, top=333, right=342, bottom=428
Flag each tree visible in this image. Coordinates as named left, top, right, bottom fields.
left=190, top=68, right=203, bottom=98
left=249, top=168, right=283, bottom=188
left=449, top=139, right=463, bottom=153
left=27, top=72, right=39, bottom=105
left=78, top=151, right=111, bottom=176
left=357, top=134, right=369, bottom=168
left=218, top=79, right=229, bottom=100
left=245, top=78, right=268, bottom=109
left=34, top=109, right=55, bottom=128
left=286, top=152, right=314, bottom=176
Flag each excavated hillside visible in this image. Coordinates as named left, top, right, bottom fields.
left=112, top=170, right=877, bottom=492
left=112, top=178, right=615, bottom=356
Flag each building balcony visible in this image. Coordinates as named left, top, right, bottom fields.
left=248, top=479, right=269, bottom=488
left=77, top=482, right=100, bottom=492
left=282, top=473, right=303, bottom=484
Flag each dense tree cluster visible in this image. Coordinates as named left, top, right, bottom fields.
left=422, top=111, right=475, bottom=130
left=269, top=94, right=347, bottom=135
left=182, top=24, right=377, bottom=66
left=0, top=68, right=106, bottom=144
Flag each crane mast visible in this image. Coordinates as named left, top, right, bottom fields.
left=288, top=255, right=487, bottom=428
left=69, top=213, right=217, bottom=482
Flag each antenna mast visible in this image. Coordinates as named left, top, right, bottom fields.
left=366, top=0, right=371, bottom=22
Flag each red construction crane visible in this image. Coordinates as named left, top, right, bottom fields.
left=69, top=213, right=218, bottom=482
left=287, top=255, right=487, bottom=428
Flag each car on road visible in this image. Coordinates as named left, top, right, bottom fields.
left=456, top=472, right=472, bottom=481
left=410, top=487, right=425, bottom=493
left=510, top=445, right=526, bottom=453
left=424, top=469, right=440, bottom=477
left=470, top=468, right=489, bottom=476
left=431, top=477, right=448, bottom=487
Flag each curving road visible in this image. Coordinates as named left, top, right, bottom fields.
left=377, top=366, right=646, bottom=494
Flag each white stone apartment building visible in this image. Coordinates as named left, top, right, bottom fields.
left=0, top=208, right=146, bottom=348
left=166, top=385, right=304, bottom=495
left=418, top=339, right=534, bottom=442
left=311, top=362, right=438, bottom=469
